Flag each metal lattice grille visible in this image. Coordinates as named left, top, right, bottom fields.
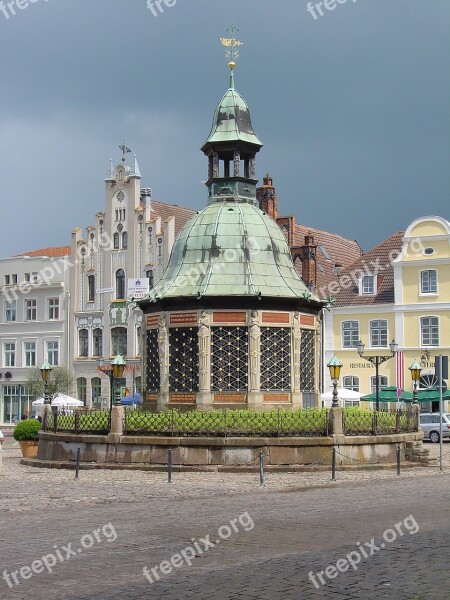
left=300, top=329, right=315, bottom=391
left=146, top=330, right=160, bottom=392
left=211, top=327, right=249, bottom=392
left=169, top=328, right=199, bottom=393
left=260, top=328, right=291, bottom=391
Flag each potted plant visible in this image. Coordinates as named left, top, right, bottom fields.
left=13, top=419, right=41, bottom=458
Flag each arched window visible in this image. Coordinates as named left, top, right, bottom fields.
left=79, top=329, right=89, bottom=357
left=88, top=275, right=95, bottom=302
left=113, top=233, right=120, bottom=250
left=146, top=269, right=154, bottom=289
left=111, top=327, right=127, bottom=356
left=77, top=377, right=87, bottom=404
left=91, top=377, right=102, bottom=408
left=116, top=269, right=125, bottom=300
left=93, top=328, right=103, bottom=357
left=122, top=232, right=128, bottom=250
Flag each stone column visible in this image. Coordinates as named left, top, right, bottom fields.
left=197, top=310, right=213, bottom=409
left=233, top=150, right=240, bottom=176
left=249, top=156, right=256, bottom=179
left=157, top=312, right=169, bottom=410
left=213, top=152, right=219, bottom=178
left=248, top=310, right=263, bottom=410
left=292, top=312, right=302, bottom=409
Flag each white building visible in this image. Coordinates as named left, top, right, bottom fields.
left=0, top=249, right=71, bottom=424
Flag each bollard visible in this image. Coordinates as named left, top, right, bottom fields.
left=397, top=444, right=401, bottom=476
left=259, top=450, right=264, bottom=486
left=75, top=446, right=81, bottom=480
left=331, top=447, right=336, bottom=481
left=168, top=448, right=172, bottom=484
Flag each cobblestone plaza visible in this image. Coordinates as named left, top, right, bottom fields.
left=1, top=435, right=449, bottom=599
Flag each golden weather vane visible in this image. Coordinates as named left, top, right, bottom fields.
left=220, top=23, right=243, bottom=69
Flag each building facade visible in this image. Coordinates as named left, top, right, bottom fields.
left=0, top=249, right=71, bottom=424
left=324, top=216, right=450, bottom=411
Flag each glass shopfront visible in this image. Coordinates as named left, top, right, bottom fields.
left=2, top=385, right=34, bottom=425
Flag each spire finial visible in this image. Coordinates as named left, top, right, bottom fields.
left=220, top=24, right=243, bottom=87
left=119, top=143, right=131, bottom=163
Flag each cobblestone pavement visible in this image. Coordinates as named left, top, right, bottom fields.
left=1, top=438, right=450, bottom=599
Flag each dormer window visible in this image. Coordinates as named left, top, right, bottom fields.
left=361, top=275, right=375, bottom=295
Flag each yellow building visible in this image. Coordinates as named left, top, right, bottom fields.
left=323, top=216, right=450, bottom=411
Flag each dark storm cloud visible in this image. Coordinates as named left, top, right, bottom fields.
left=0, top=0, right=448, bottom=257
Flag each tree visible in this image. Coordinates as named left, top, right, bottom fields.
left=26, top=367, right=75, bottom=400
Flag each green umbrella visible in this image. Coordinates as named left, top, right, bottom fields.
left=403, top=387, right=450, bottom=402
left=361, top=386, right=413, bottom=402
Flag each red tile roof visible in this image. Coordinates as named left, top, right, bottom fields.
left=333, top=231, right=404, bottom=306
left=17, top=246, right=72, bottom=258
left=294, top=224, right=362, bottom=297
left=151, top=200, right=196, bottom=235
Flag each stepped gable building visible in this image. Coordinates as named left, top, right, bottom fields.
left=69, top=161, right=196, bottom=408
left=138, top=60, right=326, bottom=412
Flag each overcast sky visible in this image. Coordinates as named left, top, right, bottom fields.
left=1, top=0, right=448, bottom=258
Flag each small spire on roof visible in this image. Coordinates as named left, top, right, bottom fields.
left=105, top=159, right=115, bottom=182
left=132, top=155, right=142, bottom=178
left=220, top=24, right=243, bottom=89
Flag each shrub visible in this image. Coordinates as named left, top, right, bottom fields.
left=13, top=419, right=41, bottom=441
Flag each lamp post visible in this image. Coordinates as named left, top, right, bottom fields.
left=357, top=339, right=398, bottom=411
left=327, top=355, right=343, bottom=408
left=97, top=355, right=127, bottom=411
left=409, top=360, right=422, bottom=405
left=40, top=360, right=53, bottom=405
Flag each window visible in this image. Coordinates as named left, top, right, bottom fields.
left=12, top=274, right=17, bottom=285
left=370, top=320, right=388, bottom=347
left=47, top=341, right=59, bottom=366
left=88, top=275, right=95, bottom=302
left=113, top=233, right=120, bottom=250
left=5, top=343, right=16, bottom=367
left=146, top=270, right=154, bottom=289
left=93, top=328, right=103, bottom=357
left=91, top=377, right=102, bottom=407
left=122, top=232, right=128, bottom=250
left=25, top=299, right=37, bottom=321
left=343, top=376, right=359, bottom=392
left=371, top=375, right=388, bottom=394
left=111, top=327, right=127, bottom=356
left=24, top=342, right=36, bottom=367
left=116, top=269, right=125, bottom=300
left=77, top=377, right=87, bottom=405
left=421, top=316, right=439, bottom=347
left=79, top=329, right=89, bottom=357
left=31, top=272, right=38, bottom=283
left=5, top=301, right=16, bottom=322
left=361, top=275, right=375, bottom=295
left=4, top=275, right=10, bottom=285
left=48, top=298, right=60, bottom=320
left=420, top=270, right=437, bottom=294
left=24, top=273, right=30, bottom=282
left=342, top=321, right=359, bottom=348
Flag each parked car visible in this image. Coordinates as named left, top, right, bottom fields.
left=419, top=413, right=450, bottom=443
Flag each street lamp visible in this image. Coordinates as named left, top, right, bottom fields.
left=409, top=360, right=422, bottom=405
left=97, top=355, right=127, bottom=410
left=357, top=339, right=398, bottom=411
left=327, top=355, right=343, bottom=408
left=40, top=360, right=53, bottom=405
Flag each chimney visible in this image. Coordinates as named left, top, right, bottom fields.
left=301, top=232, right=317, bottom=290
left=257, top=173, right=278, bottom=220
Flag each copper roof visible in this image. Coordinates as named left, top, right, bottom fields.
left=17, top=246, right=72, bottom=258
left=333, top=231, right=404, bottom=306
left=151, top=200, right=197, bottom=236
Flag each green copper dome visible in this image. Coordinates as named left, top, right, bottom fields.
left=202, top=82, right=263, bottom=149
left=144, top=202, right=320, bottom=302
